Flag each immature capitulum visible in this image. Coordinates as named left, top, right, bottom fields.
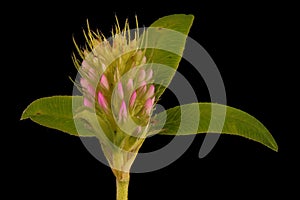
left=73, top=17, right=155, bottom=148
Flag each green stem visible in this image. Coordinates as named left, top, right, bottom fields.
left=116, top=178, right=129, bottom=200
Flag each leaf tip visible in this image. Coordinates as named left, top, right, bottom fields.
left=264, top=135, right=278, bottom=152
left=20, top=100, right=37, bottom=120
left=188, top=14, right=195, bottom=19
left=20, top=108, right=30, bottom=120
left=271, top=143, right=279, bottom=152
left=20, top=114, right=27, bottom=120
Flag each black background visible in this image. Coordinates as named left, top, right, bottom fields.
left=9, top=0, right=296, bottom=199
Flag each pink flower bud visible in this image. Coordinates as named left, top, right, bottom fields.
left=118, top=100, right=128, bottom=122
left=100, top=74, right=109, bottom=90
left=127, top=78, right=134, bottom=92
left=80, top=78, right=95, bottom=97
left=138, top=69, right=146, bottom=82
left=117, top=82, right=124, bottom=99
left=93, top=57, right=98, bottom=64
left=137, top=81, right=147, bottom=95
left=88, top=68, right=97, bottom=80
left=129, top=91, right=137, bottom=107
left=81, top=60, right=90, bottom=70
left=82, top=61, right=97, bottom=80
left=80, top=78, right=88, bottom=88
left=101, top=63, right=106, bottom=72
left=87, top=84, right=95, bottom=97
left=139, top=80, right=147, bottom=87
left=145, top=85, right=155, bottom=99
left=144, top=98, right=154, bottom=115
left=141, top=56, right=147, bottom=64
left=83, top=98, right=93, bottom=108
left=98, top=91, right=108, bottom=111
left=145, top=69, right=153, bottom=81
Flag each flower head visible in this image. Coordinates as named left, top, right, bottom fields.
left=73, top=16, right=156, bottom=155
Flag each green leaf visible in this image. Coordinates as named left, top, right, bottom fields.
left=20, top=96, right=95, bottom=137
left=150, top=14, right=195, bottom=34
left=152, top=103, right=278, bottom=151
left=144, top=14, right=194, bottom=99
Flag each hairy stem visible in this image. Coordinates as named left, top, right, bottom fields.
left=116, top=177, right=129, bottom=200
